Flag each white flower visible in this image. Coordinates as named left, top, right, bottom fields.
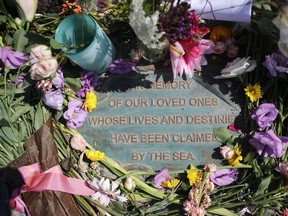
left=129, top=0, right=166, bottom=50
left=88, top=177, right=127, bottom=206
left=124, top=177, right=136, bottom=192
left=220, top=146, right=234, bottom=159
left=30, top=58, right=58, bottom=80
left=16, top=0, right=38, bottom=22
left=214, top=57, right=256, bottom=79
left=30, top=45, right=52, bottom=64
left=272, top=5, right=288, bottom=58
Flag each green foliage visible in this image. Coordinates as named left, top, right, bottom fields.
left=254, top=175, right=272, bottom=197
left=213, top=127, right=237, bottom=145
left=12, top=28, right=28, bottom=51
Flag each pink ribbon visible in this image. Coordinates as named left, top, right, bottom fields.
left=9, top=163, right=95, bottom=216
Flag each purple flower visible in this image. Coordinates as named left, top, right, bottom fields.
left=262, top=52, right=288, bottom=77
left=16, top=75, right=24, bottom=88
left=0, top=47, right=28, bottom=69
left=63, top=99, right=88, bottom=129
left=152, top=168, right=171, bottom=189
left=251, top=103, right=278, bottom=131
left=43, top=89, right=64, bottom=110
left=249, top=130, right=288, bottom=158
left=108, top=59, right=136, bottom=75
left=209, top=168, right=238, bottom=186
left=52, top=68, right=64, bottom=89
left=77, top=71, right=99, bottom=98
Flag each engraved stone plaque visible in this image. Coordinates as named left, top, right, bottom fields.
left=79, top=67, right=242, bottom=171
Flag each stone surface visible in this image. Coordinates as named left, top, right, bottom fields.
left=79, top=67, right=243, bottom=171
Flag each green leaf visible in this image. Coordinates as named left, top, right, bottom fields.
left=0, top=2, right=7, bottom=14
left=4, top=33, right=13, bottom=46
left=12, top=28, right=28, bottom=51
left=207, top=208, right=238, bottom=216
left=213, top=127, right=235, bottom=144
left=50, top=38, right=63, bottom=49
left=10, top=105, right=32, bottom=123
left=18, top=121, right=27, bottom=141
left=0, top=99, right=10, bottom=122
left=0, top=15, right=6, bottom=25
left=64, top=77, right=81, bottom=91
left=0, top=135, right=14, bottom=150
left=1, top=126, right=19, bottom=143
left=26, top=32, right=50, bottom=45
left=254, top=175, right=272, bottom=197
left=252, top=158, right=263, bottom=178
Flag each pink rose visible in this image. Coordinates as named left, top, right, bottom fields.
left=30, top=58, right=58, bottom=80
left=70, top=134, right=87, bottom=151
left=30, top=45, right=52, bottom=64
left=220, top=146, right=234, bottom=159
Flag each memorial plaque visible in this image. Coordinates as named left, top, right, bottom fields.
left=79, top=67, right=242, bottom=171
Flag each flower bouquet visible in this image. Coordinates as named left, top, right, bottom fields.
left=0, top=0, right=288, bottom=216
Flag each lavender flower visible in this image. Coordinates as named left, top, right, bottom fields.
left=160, top=1, right=193, bottom=43
left=152, top=168, right=171, bottom=189
left=209, top=169, right=239, bottom=186
left=0, top=47, right=28, bottom=69
left=15, top=75, right=24, bottom=88
left=251, top=103, right=279, bottom=131
left=108, top=59, right=136, bottom=74
left=262, top=52, right=288, bottom=77
left=52, top=68, right=64, bottom=89
left=249, top=130, right=288, bottom=158
left=63, top=99, right=88, bottom=129
left=77, top=71, right=99, bottom=98
left=43, top=89, right=64, bottom=110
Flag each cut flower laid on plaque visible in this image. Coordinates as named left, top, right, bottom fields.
left=0, top=0, right=288, bottom=216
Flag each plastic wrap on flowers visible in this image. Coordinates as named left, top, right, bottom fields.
left=8, top=117, right=83, bottom=216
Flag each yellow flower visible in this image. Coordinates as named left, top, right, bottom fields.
left=83, top=91, right=97, bottom=112
left=161, top=179, right=180, bottom=189
left=244, top=83, right=262, bottom=102
left=186, top=165, right=200, bottom=186
left=228, top=146, right=242, bottom=166
left=210, top=25, right=232, bottom=42
left=85, top=150, right=105, bottom=161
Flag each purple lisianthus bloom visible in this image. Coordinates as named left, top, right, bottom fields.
left=251, top=103, right=278, bottom=131
left=262, top=52, right=288, bottom=77
left=249, top=130, right=288, bottom=158
left=63, top=99, right=88, bottom=129
left=210, top=168, right=238, bottom=186
left=43, top=89, right=64, bottom=111
left=52, top=68, right=64, bottom=89
left=0, top=47, right=28, bottom=69
left=77, top=71, right=99, bottom=98
left=152, top=168, right=171, bottom=189
left=108, top=59, right=136, bottom=75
